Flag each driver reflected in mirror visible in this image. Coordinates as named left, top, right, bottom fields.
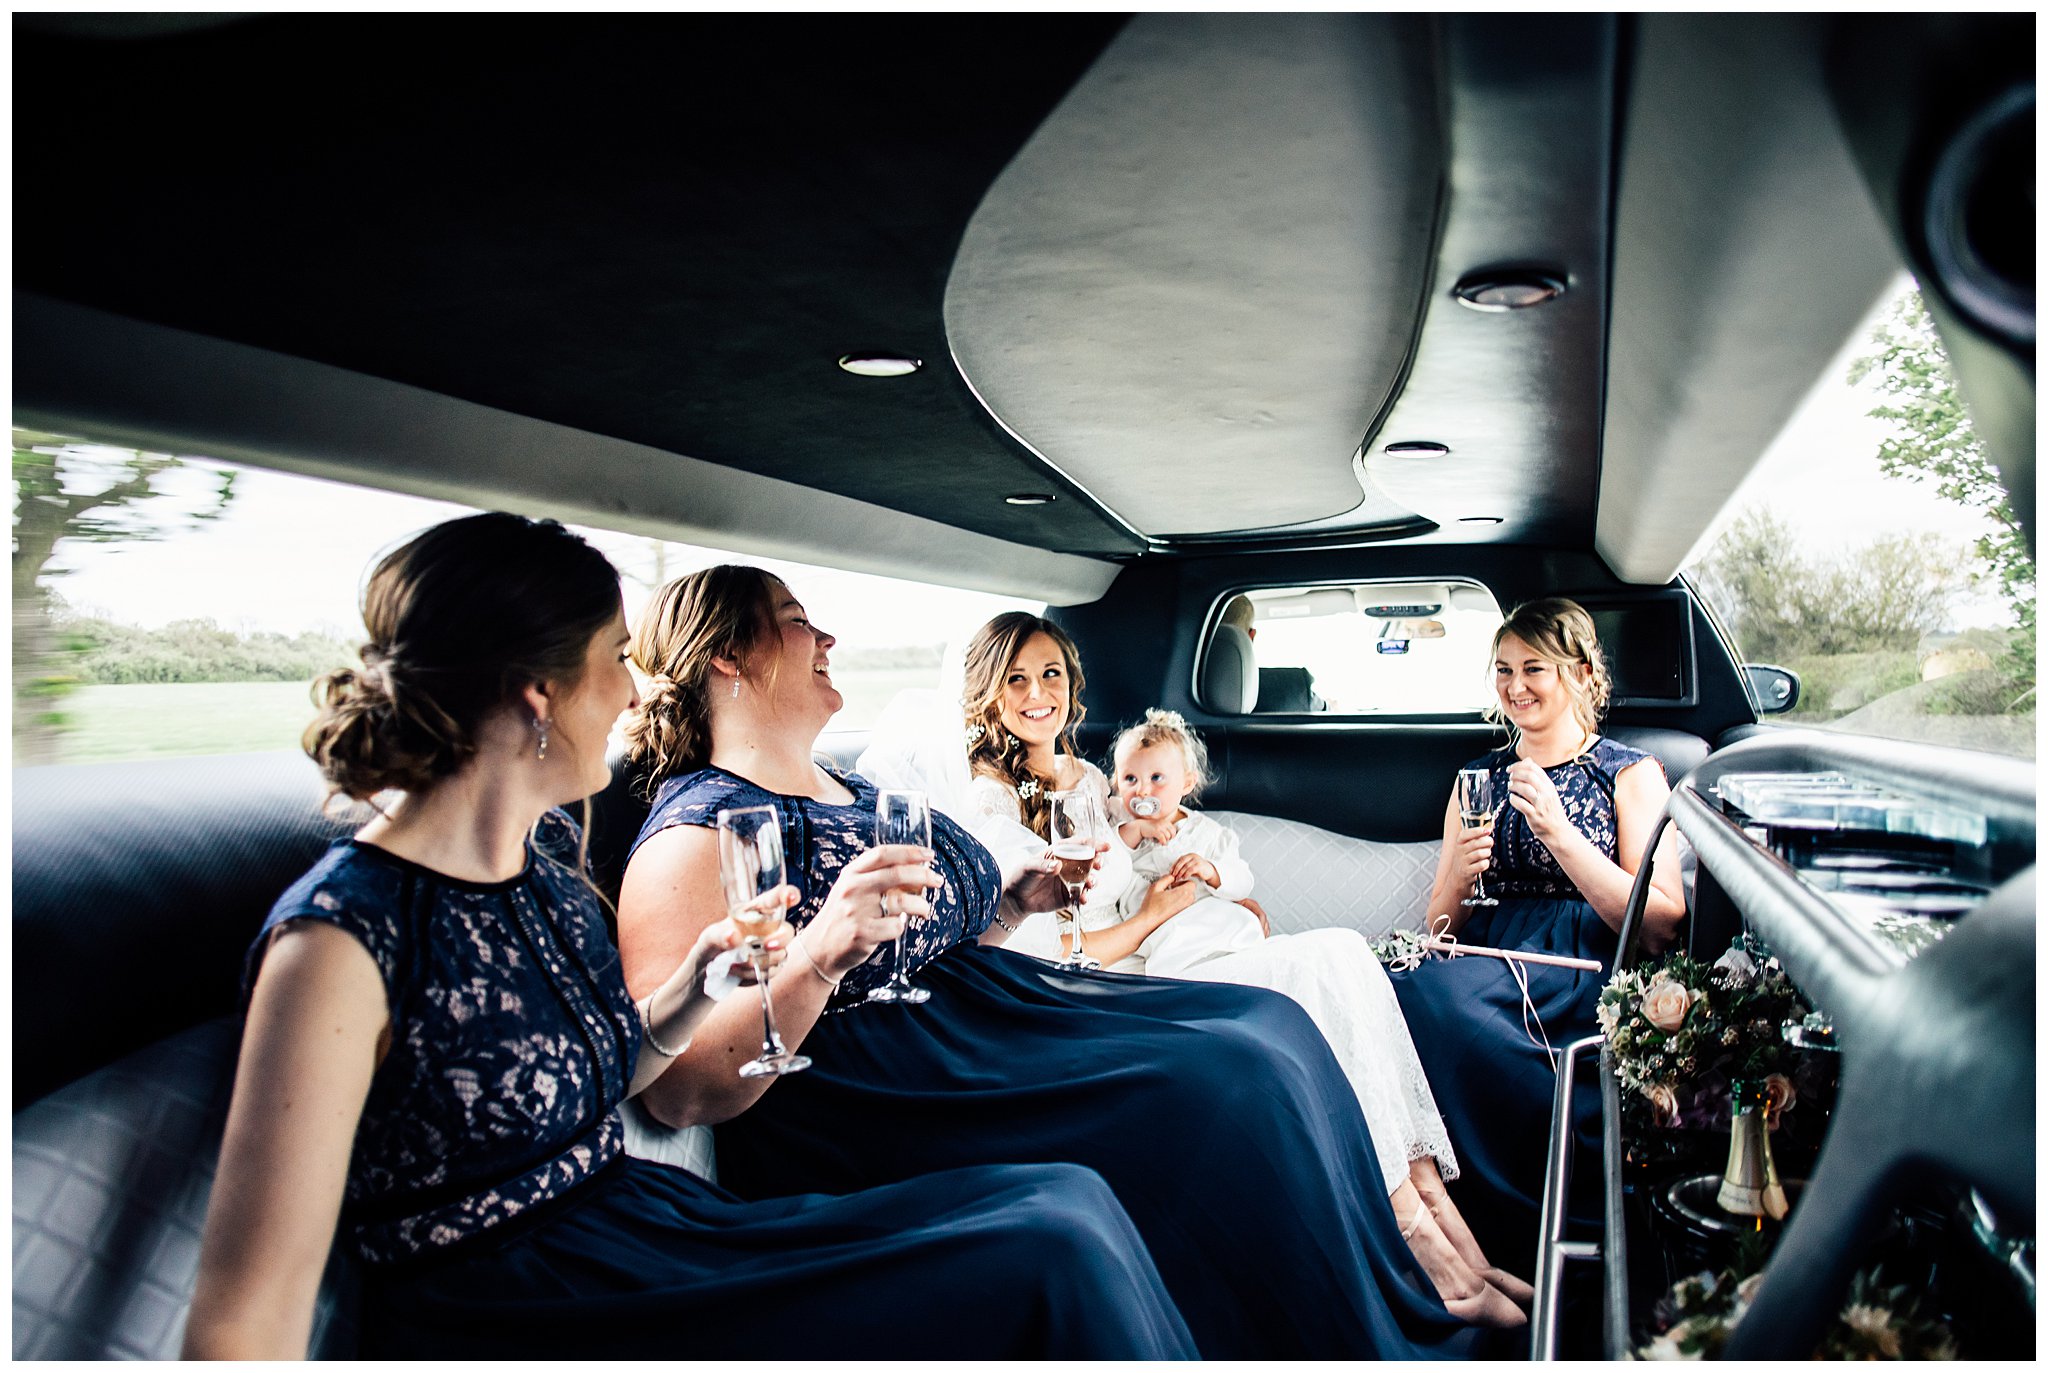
left=1224, top=594, right=1328, bottom=712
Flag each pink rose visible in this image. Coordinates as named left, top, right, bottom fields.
left=1644, top=1082, right=1681, bottom=1126
left=1762, top=1073, right=1797, bottom=1116
left=1640, top=975, right=1693, bottom=1032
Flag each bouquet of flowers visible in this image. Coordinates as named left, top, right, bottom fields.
left=1637, top=1259, right=1957, bottom=1359
left=1599, top=935, right=1807, bottom=1130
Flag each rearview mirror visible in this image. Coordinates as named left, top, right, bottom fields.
left=1742, top=663, right=1801, bottom=715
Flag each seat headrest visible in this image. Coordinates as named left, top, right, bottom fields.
left=1203, top=624, right=1260, bottom=715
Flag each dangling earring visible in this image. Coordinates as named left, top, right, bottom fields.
left=533, top=715, right=551, bottom=761
left=731, top=674, right=741, bottom=699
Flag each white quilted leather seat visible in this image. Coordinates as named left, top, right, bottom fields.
left=1205, top=811, right=1439, bottom=940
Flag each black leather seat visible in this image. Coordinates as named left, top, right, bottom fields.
left=1256, top=666, right=1324, bottom=713
left=12, top=752, right=367, bottom=1358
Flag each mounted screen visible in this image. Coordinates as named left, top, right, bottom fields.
left=1577, top=592, right=1696, bottom=705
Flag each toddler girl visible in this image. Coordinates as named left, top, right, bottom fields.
left=1108, top=709, right=1269, bottom=975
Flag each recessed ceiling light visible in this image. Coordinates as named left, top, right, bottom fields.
left=1382, top=440, right=1450, bottom=456
left=1452, top=269, right=1567, bottom=312
left=1004, top=493, right=1055, bottom=506
left=1460, top=516, right=1503, bottom=525
left=837, top=353, right=923, bottom=377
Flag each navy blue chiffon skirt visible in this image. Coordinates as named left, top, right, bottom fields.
left=711, top=942, right=1478, bottom=1359
left=362, top=1153, right=1195, bottom=1358
left=1389, top=896, right=1616, bottom=1277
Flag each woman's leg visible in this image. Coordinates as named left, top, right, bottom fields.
left=1387, top=1178, right=1526, bottom=1329
left=1408, top=1159, right=1535, bottom=1307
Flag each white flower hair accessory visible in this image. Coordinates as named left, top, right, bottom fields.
left=1016, top=778, right=1039, bottom=801
left=964, top=722, right=986, bottom=745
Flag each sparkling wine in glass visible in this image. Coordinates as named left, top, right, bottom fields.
left=866, top=788, right=932, bottom=1005
left=716, top=805, right=810, bottom=1077
left=1047, top=788, right=1105, bottom=971
left=1457, top=768, right=1501, bottom=908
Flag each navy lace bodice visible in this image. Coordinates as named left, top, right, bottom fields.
left=1472, top=735, right=1659, bottom=899
left=246, top=815, right=634, bottom=1265
left=631, top=766, right=1000, bottom=1008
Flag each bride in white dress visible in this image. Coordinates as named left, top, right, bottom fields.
left=858, top=614, right=1532, bottom=1326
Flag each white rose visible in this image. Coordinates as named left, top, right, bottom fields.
left=1645, top=1082, right=1681, bottom=1125
left=1713, top=946, right=1757, bottom=983
left=1762, top=1072, right=1797, bottom=1116
left=1640, top=975, right=1693, bottom=1033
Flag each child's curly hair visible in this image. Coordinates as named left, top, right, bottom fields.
left=1110, top=708, right=1212, bottom=800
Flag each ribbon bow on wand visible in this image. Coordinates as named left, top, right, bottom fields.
left=1390, top=914, right=1605, bottom=1068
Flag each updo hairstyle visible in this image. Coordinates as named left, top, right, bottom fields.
left=1487, top=596, right=1612, bottom=735
left=961, top=611, right=1087, bottom=841
left=623, top=564, right=782, bottom=786
left=1111, top=708, right=1213, bottom=800
left=304, top=513, right=621, bottom=800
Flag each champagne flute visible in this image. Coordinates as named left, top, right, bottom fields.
left=716, top=805, right=811, bottom=1078
left=1047, top=788, right=1105, bottom=971
left=1457, top=768, right=1501, bottom=908
left=865, top=788, right=933, bottom=1005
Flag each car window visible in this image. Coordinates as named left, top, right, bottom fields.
left=1684, top=280, right=2035, bottom=759
left=11, top=438, right=1037, bottom=767
left=1214, top=581, right=1504, bottom=714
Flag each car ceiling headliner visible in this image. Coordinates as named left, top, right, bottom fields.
left=14, top=14, right=1911, bottom=595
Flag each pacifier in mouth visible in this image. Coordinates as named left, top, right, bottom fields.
left=1128, top=796, right=1161, bottom=818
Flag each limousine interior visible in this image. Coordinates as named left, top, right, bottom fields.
left=13, top=12, right=2034, bottom=1360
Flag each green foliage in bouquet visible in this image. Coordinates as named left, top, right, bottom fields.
left=1637, top=1255, right=1957, bottom=1359
left=1599, top=937, right=1806, bottom=1129
left=1368, top=928, right=1429, bottom=968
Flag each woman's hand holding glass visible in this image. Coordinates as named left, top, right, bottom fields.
left=804, top=842, right=939, bottom=978
left=716, top=806, right=811, bottom=1079
left=1047, top=789, right=1109, bottom=970
left=1504, top=758, right=1571, bottom=847
left=867, top=790, right=935, bottom=1004
left=1455, top=768, right=1501, bottom=908
left=1449, top=821, right=1496, bottom=891
left=687, top=912, right=794, bottom=989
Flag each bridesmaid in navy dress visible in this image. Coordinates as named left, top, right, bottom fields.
left=617, top=566, right=1486, bottom=1359
left=184, top=515, right=1195, bottom=1359
left=1390, top=598, right=1686, bottom=1281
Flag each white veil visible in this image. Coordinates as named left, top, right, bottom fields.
left=855, top=639, right=1051, bottom=883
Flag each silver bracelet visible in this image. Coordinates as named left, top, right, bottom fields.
left=793, top=935, right=844, bottom=988
left=640, top=995, right=689, bottom=1058
left=989, top=907, right=1019, bottom=933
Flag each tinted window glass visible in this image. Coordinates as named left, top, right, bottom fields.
left=1684, top=281, right=2034, bottom=758
left=11, top=438, right=1036, bottom=767
left=1208, top=581, right=1503, bottom=714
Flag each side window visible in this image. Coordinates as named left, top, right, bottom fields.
left=1204, top=581, right=1504, bottom=715
left=11, top=435, right=1036, bottom=768
left=1684, top=282, right=2034, bottom=759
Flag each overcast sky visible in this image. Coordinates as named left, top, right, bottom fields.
left=39, top=466, right=1034, bottom=649
left=35, top=279, right=2012, bottom=639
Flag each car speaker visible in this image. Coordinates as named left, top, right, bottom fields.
left=1923, top=84, right=2034, bottom=347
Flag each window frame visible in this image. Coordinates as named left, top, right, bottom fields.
left=1191, top=576, right=1508, bottom=721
